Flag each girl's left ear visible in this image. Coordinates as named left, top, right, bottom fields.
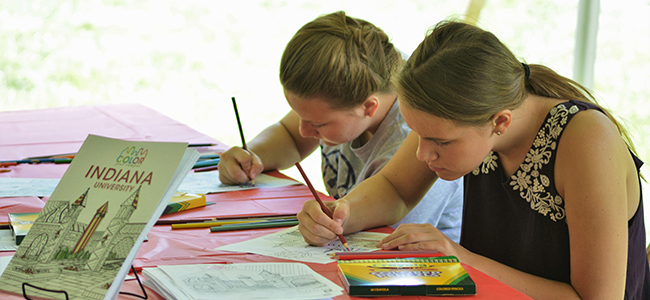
left=363, top=95, right=380, bottom=117
left=492, top=109, right=512, bottom=134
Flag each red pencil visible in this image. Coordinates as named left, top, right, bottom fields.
left=295, top=162, right=350, bottom=251
left=193, top=165, right=219, bottom=172
left=333, top=251, right=441, bottom=260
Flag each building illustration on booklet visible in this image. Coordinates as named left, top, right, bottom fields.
left=2, top=186, right=145, bottom=298
left=0, top=134, right=199, bottom=300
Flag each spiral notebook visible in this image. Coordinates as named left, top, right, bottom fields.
left=337, top=255, right=476, bottom=296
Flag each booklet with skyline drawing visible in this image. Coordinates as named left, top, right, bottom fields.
left=0, top=134, right=199, bottom=300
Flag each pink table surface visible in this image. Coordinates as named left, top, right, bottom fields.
left=0, top=104, right=531, bottom=300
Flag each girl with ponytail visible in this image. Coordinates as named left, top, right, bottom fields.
left=300, top=20, right=649, bottom=299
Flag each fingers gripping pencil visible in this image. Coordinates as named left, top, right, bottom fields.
left=231, top=97, right=255, bottom=186
left=295, top=162, right=350, bottom=251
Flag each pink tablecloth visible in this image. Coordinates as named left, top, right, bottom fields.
left=0, top=104, right=531, bottom=300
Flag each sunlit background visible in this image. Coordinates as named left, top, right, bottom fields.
left=2, top=0, right=649, bottom=243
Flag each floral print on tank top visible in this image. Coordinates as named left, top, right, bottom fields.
left=471, top=103, right=580, bottom=222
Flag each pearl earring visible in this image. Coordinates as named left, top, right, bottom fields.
left=497, top=131, right=501, bottom=136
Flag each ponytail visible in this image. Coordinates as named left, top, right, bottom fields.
left=525, top=64, right=641, bottom=168
left=397, top=20, right=640, bottom=167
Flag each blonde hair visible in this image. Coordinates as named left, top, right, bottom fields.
left=280, top=11, right=402, bottom=109
left=397, top=20, right=639, bottom=158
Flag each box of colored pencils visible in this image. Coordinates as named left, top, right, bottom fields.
left=162, top=193, right=210, bottom=215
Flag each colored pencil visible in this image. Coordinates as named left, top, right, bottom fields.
left=210, top=219, right=299, bottom=232
left=172, top=216, right=298, bottom=229
left=216, top=213, right=297, bottom=220
left=294, top=162, right=350, bottom=251
left=192, top=158, right=220, bottom=169
left=193, top=165, right=219, bottom=173
left=23, top=152, right=77, bottom=160
left=188, top=143, right=217, bottom=147
left=156, top=218, right=216, bottom=225
left=332, top=251, right=441, bottom=260
left=231, top=96, right=254, bottom=186
left=156, top=213, right=298, bottom=225
left=165, top=215, right=296, bottom=227
left=1, top=158, right=73, bottom=165
left=198, top=154, right=220, bottom=160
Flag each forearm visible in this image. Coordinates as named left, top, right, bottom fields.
left=462, top=252, right=581, bottom=300
left=342, top=131, right=436, bottom=233
left=248, top=122, right=303, bottom=171
left=249, top=111, right=319, bottom=171
left=341, top=174, right=413, bottom=234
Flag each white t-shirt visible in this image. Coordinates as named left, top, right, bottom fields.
left=320, top=101, right=463, bottom=242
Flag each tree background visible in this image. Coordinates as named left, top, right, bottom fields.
left=2, top=0, right=648, bottom=243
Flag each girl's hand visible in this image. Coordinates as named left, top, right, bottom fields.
left=377, top=223, right=466, bottom=257
left=297, top=199, right=349, bottom=246
left=217, top=146, right=264, bottom=185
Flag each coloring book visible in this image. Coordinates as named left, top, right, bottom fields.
left=0, top=135, right=199, bottom=300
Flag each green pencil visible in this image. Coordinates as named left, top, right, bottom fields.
left=192, top=158, right=220, bottom=169
left=210, top=219, right=299, bottom=232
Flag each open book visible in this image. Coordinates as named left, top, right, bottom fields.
left=0, top=135, right=199, bottom=300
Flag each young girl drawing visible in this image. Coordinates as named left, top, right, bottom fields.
left=218, top=12, right=464, bottom=240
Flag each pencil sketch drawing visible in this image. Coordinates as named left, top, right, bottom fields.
left=0, top=187, right=145, bottom=299
left=216, top=226, right=387, bottom=264
left=146, top=263, right=343, bottom=300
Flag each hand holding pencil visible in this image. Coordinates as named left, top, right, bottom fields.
left=217, top=146, right=264, bottom=184
left=217, top=97, right=263, bottom=185
left=295, top=163, right=350, bottom=251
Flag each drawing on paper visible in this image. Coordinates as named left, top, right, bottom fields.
left=177, top=171, right=299, bottom=194
left=183, top=268, right=327, bottom=293
left=216, top=226, right=388, bottom=264
left=144, top=263, right=343, bottom=300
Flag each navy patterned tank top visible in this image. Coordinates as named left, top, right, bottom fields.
left=461, top=100, right=650, bottom=299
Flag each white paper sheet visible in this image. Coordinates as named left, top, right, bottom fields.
left=216, top=226, right=387, bottom=264
left=177, top=171, right=300, bottom=194
left=0, top=178, right=60, bottom=197
left=143, top=262, right=342, bottom=300
left=0, top=171, right=300, bottom=197
left=0, top=230, right=18, bottom=252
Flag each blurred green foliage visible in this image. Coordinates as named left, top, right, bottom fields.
left=1, top=0, right=648, bottom=239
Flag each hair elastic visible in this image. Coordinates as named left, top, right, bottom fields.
left=522, top=63, right=530, bottom=80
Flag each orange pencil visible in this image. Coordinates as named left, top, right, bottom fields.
left=295, top=162, right=350, bottom=251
